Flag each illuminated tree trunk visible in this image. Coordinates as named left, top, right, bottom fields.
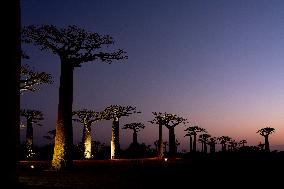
left=133, top=131, right=138, bottom=144
left=82, top=123, right=92, bottom=159
left=25, top=119, right=33, bottom=158
left=52, top=62, right=74, bottom=170
left=158, top=123, right=163, bottom=158
left=111, top=117, right=120, bottom=159
left=193, top=133, right=197, bottom=152
left=168, top=127, right=176, bottom=157
left=264, top=135, right=270, bottom=152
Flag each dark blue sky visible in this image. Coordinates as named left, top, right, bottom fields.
left=21, top=0, right=284, bottom=151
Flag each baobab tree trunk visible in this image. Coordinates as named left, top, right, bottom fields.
left=82, top=123, right=92, bottom=159
left=193, top=134, right=197, bottom=152
left=168, top=127, right=176, bottom=157
left=264, top=135, right=270, bottom=152
left=223, top=144, right=227, bottom=152
left=133, top=131, right=138, bottom=145
left=204, top=142, right=207, bottom=153
left=25, top=120, right=33, bottom=158
left=158, top=123, right=163, bottom=158
left=189, top=135, right=193, bottom=152
left=52, top=62, right=74, bottom=170
left=111, top=117, right=120, bottom=159
left=210, top=143, right=215, bottom=153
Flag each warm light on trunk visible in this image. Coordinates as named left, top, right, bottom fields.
left=52, top=62, right=74, bottom=170
left=83, top=123, right=92, bottom=159
left=111, top=117, right=120, bottom=159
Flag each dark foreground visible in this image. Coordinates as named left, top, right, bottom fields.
left=18, top=152, right=284, bottom=189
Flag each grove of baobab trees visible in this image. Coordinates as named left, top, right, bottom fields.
left=22, top=25, right=127, bottom=170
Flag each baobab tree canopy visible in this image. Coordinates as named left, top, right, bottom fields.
left=257, top=127, right=275, bottom=136
left=123, top=122, right=145, bottom=133
left=20, top=64, right=53, bottom=93
left=21, top=25, right=127, bottom=67
left=101, top=105, right=140, bottom=120
left=72, top=109, right=102, bottom=125
left=20, top=109, right=44, bottom=125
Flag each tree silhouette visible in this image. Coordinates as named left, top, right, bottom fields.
left=217, top=136, right=231, bottom=152
left=228, top=139, right=238, bottom=152
left=208, top=137, right=217, bottom=153
left=22, top=25, right=127, bottom=170
left=43, top=129, right=56, bottom=144
left=101, top=105, right=140, bottom=159
left=239, top=139, right=247, bottom=147
left=20, top=109, right=43, bottom=159
left=175, top=139, right=181, bottom=153
left=20, top=64, right=52, bottom=94
left=184, top=126, right=206, bottom=152
left=92, top=140, right=101, bottom=157
left=154, top=140, right=159, bottom=153
left=257, top=127, right=275, bottom=152
left=184, top=131, right=194, bottom=152
left=122, top=122, right=145, bottom=145
left=257, top=142, right=265, bottom=151
left=198, top=133, right=211, bottom=153
left=162, top=113, right=187, bottom=157
left=163, top=141, right=168, bottom=154
left=149, top=112, right=167, bottom=158
left=72, top=109, right=102, bottom=159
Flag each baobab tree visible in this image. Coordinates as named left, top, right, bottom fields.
left=22, top=25, right=127, bottom=170
left=149, top=112, right=167, bottom=158
left=239, top=139, right=247, bottom=147
left=208, top=137, right=217, bottom=153
left=257, top=127, right=275, bottom=152
left=198, top=133, right=211, bottom=153
left=122, top=122, right=145, bottom=145
left=43, top=129, right=56, bottom=144
left=175, top=139, right=181, bottom=153
left=184, top=126, right=206, bottom=152
left=163, top=141, right=168, bottom=154
left=20, top=109, right=43, bottom=159
left=217, top=136, right=231, bottom=152
left=162, top=113, right=187, bottom=157
left=20, top=64, right=52, bottom=94
left=101, top=105, right=140, bottom=159
left=20, top=51, right=52, bottom=93
left=184, top=131, right=194, bottom=152
left=72, top=109, right=102, bottom=159
left=92, top=141, right=101, bottom=157
left=228, top=139, right=238, bottom=152
left=154, top=140, right=159, bottom=152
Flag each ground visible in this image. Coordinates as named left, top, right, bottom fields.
left=18, top=152, right=284, bottom=189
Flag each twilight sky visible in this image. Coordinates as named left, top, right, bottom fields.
left=21, top=0, right=284, bottom=151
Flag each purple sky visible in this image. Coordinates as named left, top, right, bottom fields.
left=21, top=0, right=284, bottom=152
